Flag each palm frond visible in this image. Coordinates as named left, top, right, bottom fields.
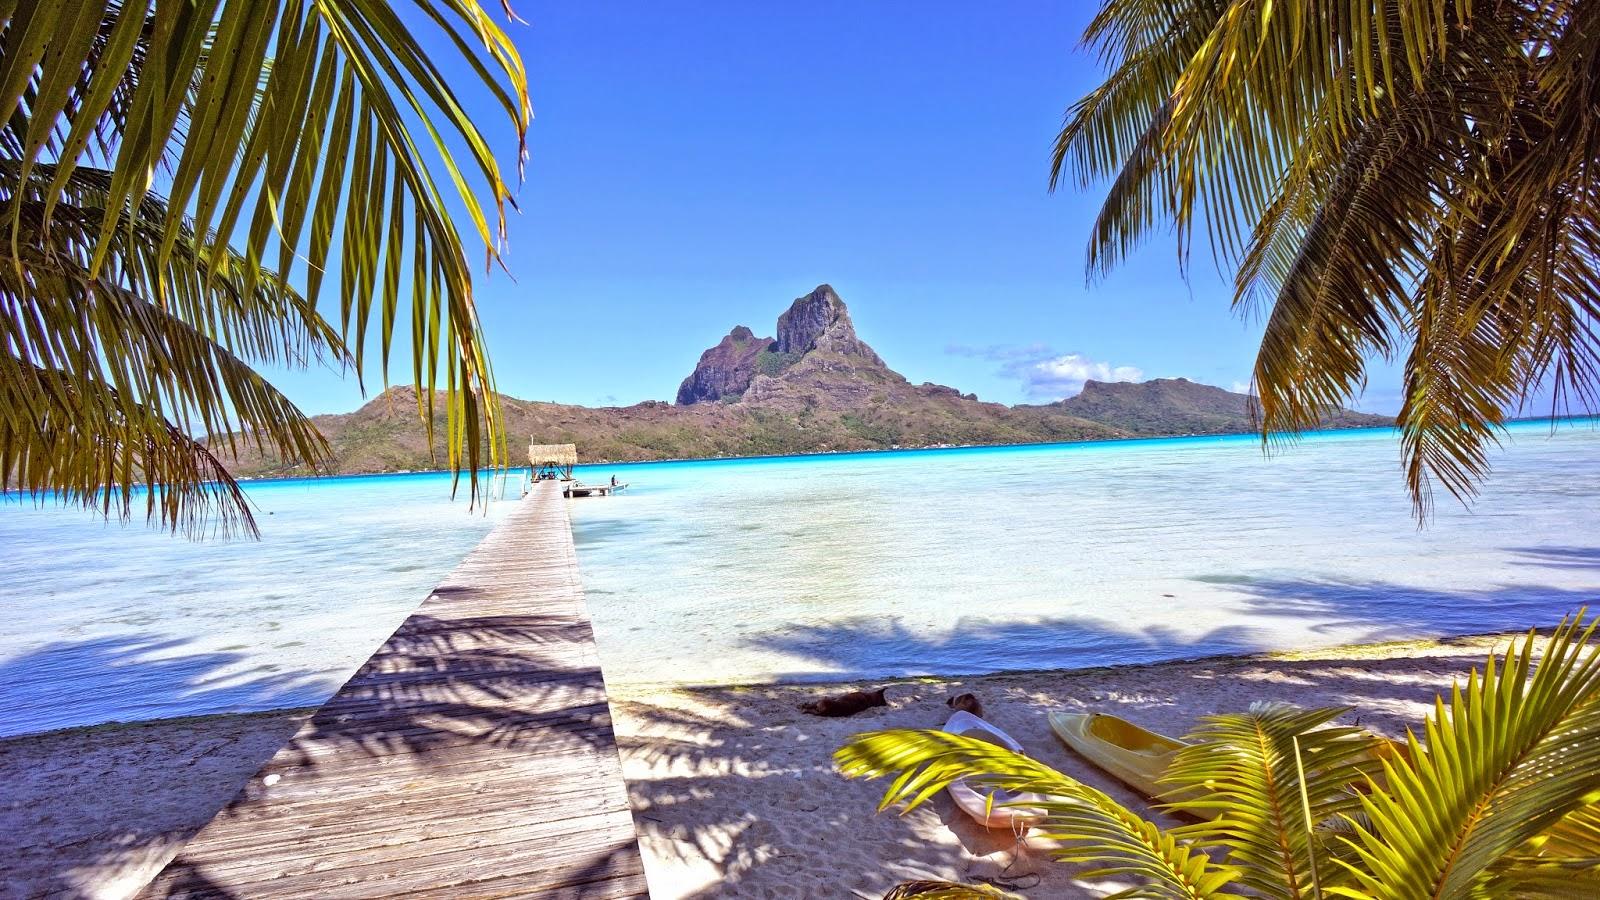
left=1, top=163, right=341, bottom=535
left=2, top=358, right=260, bottom=538
left=1052, top=1, right=1225, bottom=275
left=2, top=0, right=531, bottom=517
left=1486, top=804, right=1600, bottom=898
left=837, top=729, right=1244, bottom=899
left=1056, top=0, right=1600, bottom=518
left=1162, top=703, right=1377, bottom=899
left=1245, top=89, right=1435, bottom=441
left=1332, top=611, right=1600, bottom=898
left=842, top=616, right=1600, bottom=896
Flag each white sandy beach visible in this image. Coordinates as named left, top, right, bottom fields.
left=0, top=632, right=1533, bottom=899
left=0, top=710, right=311, bottom=899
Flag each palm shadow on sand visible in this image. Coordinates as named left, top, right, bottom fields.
left=617, top=568, right=1594, bottom=897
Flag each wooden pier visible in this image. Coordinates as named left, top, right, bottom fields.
left=140, top=481, right=647, bottom=898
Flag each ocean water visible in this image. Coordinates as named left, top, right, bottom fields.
left=0, top=474, right=512, bottom=736
left=568, top=420, right=1600, bottom=685
left=3, top=421, right=1599, bottom=736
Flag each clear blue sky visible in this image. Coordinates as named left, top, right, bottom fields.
left=271, top=1, right=1417, bottom=416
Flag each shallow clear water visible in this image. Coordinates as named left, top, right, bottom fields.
left=0, top=474, right=510, bottom=736
left=569, top=420, right=1600, bottom=686
left=3, top=421, right=1598, bottom=737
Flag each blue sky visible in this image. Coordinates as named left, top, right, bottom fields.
left=271, top=1, right=1413, bottom=416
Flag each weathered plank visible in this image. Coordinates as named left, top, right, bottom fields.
left=140, top=481, right=647, bottom=899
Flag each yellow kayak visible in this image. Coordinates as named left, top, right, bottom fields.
left=1051, top=711, right=1411, bottom=811
left=1048, top=711, right=1191, bottom=804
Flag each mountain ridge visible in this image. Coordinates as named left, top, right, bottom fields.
left=229, top=285, right=1391, bottom=476
left=1045, top=376, right=1387, bottom=435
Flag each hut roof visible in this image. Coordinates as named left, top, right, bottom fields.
left=528, top=443, right=578, bottom=467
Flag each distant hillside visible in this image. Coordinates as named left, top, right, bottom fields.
left=1046, top=377, right=1392, bottom=436
left=229, top=285, right=1392, bottom=476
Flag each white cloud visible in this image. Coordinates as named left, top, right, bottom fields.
left=1230, top=381, right=1254, bottom=396
left=949, top=344, right=1144, bottom=400
left=1022, top=354, right=1144, bottom=398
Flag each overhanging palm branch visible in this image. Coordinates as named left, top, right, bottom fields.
left=838, top=612, right=1600, bottom=897
left=1, top=0, right=530, bottom=534
left=1, top=163, right=344, bottom=536
left=4, top=358, right=263, bottom=537
left=1054, top=0, right=1600, bottom=518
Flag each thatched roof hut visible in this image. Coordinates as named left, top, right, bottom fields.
left=528, top=443, right=578, bottom=480
left=528, top=443, right=578, bottom=467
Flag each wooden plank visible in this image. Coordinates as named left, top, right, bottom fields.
left=139, top=482, right=647, bottom=898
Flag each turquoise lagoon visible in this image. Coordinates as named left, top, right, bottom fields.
left=1, top=474, right=511, bottom=736
left=4, top=420, right=1599, bottom=736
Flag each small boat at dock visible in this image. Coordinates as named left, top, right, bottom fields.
left=563, top=481, right=626, bottom=498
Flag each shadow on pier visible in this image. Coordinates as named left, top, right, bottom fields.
left=0, top=603, right=630, bottom=898
left=136, top=482, right=646, bottom=898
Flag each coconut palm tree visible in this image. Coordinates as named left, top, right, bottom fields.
left=839, top=612, right=1600, bottom=897
left=0, top=1, right=529, bottom=536
left=1052, top=0, right=1600, bottom=518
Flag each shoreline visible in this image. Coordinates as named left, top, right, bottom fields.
left=225, top=412, right=1595, bottom=485
left=604, top=626, right=1533, bottom=697
left=230, top=421, right=1404, bottom=483
left=0, top=706, right=319, bottom=745
left=2, top=630, right=1528, bottom=899
left=1, top=626, right=1522, bottom=743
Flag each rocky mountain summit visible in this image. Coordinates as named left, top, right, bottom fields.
left=228, top=285, right=1393, bottom=476
left=774, top=284, right=884, bottom=364
left=678, top=284, right=989, bottom=416
left=674, top=325, right=773, bottom=404
left=675, top=285, right=890, bottom=405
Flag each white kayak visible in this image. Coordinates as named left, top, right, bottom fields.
left=943, top=711, right=1049, bottom=830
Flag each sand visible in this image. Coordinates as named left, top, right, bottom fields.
left=0, top=709, right=311, bottom=899
left=610, top=633, right=1526, bottom=899
left=0, top=633, right=1524, bottom=899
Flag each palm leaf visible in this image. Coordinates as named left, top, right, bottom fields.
left=1056, top=0, right=1600, bottom=518
left=836, top=729, right=1244, bottom=899
left=3, top=358, right=262, bottom=538
left=1, top=164, right=342, bottom=535
left=1486, top=804, right=1600, bottom=898
left=1330, top=611, right=1600, bottom=898
left=1162, top=703, right=1379, bottom=899
left=1, top=0, right=531, bottom=532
